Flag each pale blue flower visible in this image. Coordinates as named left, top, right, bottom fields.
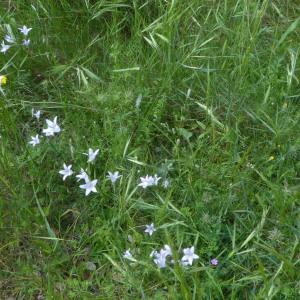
left=80, top=178, right=98, bottom=196
left=29, top=134, right=40, bottom=147
left=59, top=163, right=73, bottom=181
left=181, top=246, right=199, bottom=266
left=19, top=25, right=32, bottom=36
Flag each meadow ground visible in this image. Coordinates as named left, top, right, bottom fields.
left=0, top=0, right=299, bottom=299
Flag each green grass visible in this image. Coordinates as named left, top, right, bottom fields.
left=0, top=0, right=299, bottom=299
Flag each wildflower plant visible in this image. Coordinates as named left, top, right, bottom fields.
left=1, top=2, right=299, bottom=299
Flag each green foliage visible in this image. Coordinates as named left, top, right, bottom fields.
left=0, top=0, right=299, bottom=299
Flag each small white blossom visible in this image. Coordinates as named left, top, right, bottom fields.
left=138, top=175, right=155, bottom=189
left=18, top=25, right=32, bottom=36
left=80, top=178, right=98, bottom=196
left=107, top=171, right=121, bottom=183
left=145, top=223, right=156, bottom=236
left=123, top=249, right=136, bottom=262
left=5, top=35, right=15, bottom=44
left=59, top=163, right=73, bottom=181
left=23, top=39, right=30, bottom=47
left=1, top=41, right=11, bottom=53
left=138, top=174, right=161, bottom=188
left=28, top=134, right=40, bottom=147
left=153, top=252, right=167, bottom=268
left=76, top=168, right=89, bottom=182
left=42, top=116, right=61, bottom=136
left=152, top=245, right=172, bottom=269
left=181, top=246, right=199, bottom=266
left=162, top=179, right=170, bottom=188
left=32, top=109, right=41, bottom=120
left=84, top=148, right=99, bottom=163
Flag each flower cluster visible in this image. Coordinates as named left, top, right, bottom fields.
left=42, top=116, right=61, bottom=136
left=28, top=110, right=61, bottom=147
left=1, top=25, right=31, bottom=54
left=122, top=221, right=218, bottom=269
left=29, top=111, right=170, bottom=195
left=151, top=245, right=172, bottom=268
left=28, top=111, right=119, bottom=196
left=124, top=245, right=205, bottom=269
left=26, top=110, right=218, bottom=273
left=124, top=244, right=218, bottom=269
left=57, top=147, right=101, bottom=196
left=138, top=174, right=161, bottom=188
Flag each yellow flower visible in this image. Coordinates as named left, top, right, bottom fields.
left=0, top=75, right=7, bottom=86
left=268, top=155, right=275, bottom=161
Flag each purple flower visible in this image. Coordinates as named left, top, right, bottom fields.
left=211, top=258, right=218, bottom=266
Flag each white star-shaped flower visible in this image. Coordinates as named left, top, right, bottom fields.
left=152, top=245, right=172, bottom=268
left=5, top=35, right=15, bottom=44
left=138, top=175, right=155, bottom=189
left=23, top=39, right=30, bottom=47
left=59, top=163, right=73, bottom=181
left=76, top=168, right=89, bottom=182
left=123, top=249, right=136, bottom=262
left=1, top=41, right=11, bottom=54
left=28, top=134, right=40, bottom=147
left=42, top=116, right=61, bottom=136
left=31, top=109, right=41, bottom=120
left=106, top=171, right=121, bottom=184
left=18, top=25, right=32, bottom=36
left=80, top=178, right=98, bottom=196
left=181, top=246, right=199, bottom=266
left=145, top=223, right=156, bottom=236
left=153, top=251, right=167, bottom=268
left=84, top=148, right=99, bottom=163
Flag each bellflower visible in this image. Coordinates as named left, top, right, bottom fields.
left=76, top=168, right=89, bottom=182
left=43, top=116, right=61, bottom=136
left=181, top=246, right=199, bottom=266
left=28, top=134, right=40, bottom=147
left=84, top=148, right=99, bottom=163
left=107, top=171, right=121, bottom=184
left=59, top=163, right=73, bottom=181
left=138, top=175, right=155, bottom=189
left=145, top=223, right=156, bottom=236
left=5, top=35, right=15, bottom=44
left=153, top=252, right=167, bottom=268
left=18, top=25, right=32, bottom=36
left=32, top=109, right=41, bottom=120
left=152, top=245, right=172, bottom=269
left=1, top=41, right=11, bottom=54
left=211, top=258, right=218, bottom=266
left=80, top=178, right=98, bottom=196
left=23, top=39, right=30, bottom=47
